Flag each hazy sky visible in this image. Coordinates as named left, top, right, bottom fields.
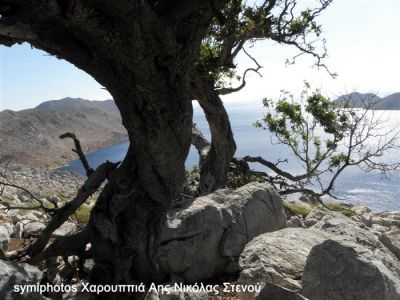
left=0, top=0, right=399, bottom=111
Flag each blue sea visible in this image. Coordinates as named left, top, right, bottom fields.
left=59, top=102, right=400, bottom=212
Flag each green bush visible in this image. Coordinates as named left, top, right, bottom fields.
left=74, top=204, right=92, bottom=224
left=324, top=202, right=356, bottom=217
left=283, top=201, right=311, bottom=218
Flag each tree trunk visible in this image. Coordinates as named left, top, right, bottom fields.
left=193, top=78, right=237, bottom=194
left=87, top=67, right=194, bottom=293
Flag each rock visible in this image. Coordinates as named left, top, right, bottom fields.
left=22, top=221, right=45, bottom=237
left=59, top=282, right=95, bottom=300
left=300, top=211, right=400, bottom=299
left=9, top=210, right=40, bottom=223
left=84, top=259, right=95, bottom=273
left=159, top=289, right=208, bottom=300
left=52, top=222, right=77, bottom=237
left=352, top=204, right=372, bottom=215
left=298, top=195, right=319, bottom=205
left=46, top=195, right=61, bottom=205
left=0, top=259, right=46, bottom=299
left=0, top=224, right=13, bottom=251
left=239, top=228, right=328, bottom=291
left=255, top=282, right=309, bottom=300
left=144, top=289, right=208, bottom=300
left=376, top=211, right=400, bottom=228
left=240, top=210, right=400, bottom=299
left=46, top=257, right=63, bottom=285
left=305, top=206, right=332, bottom=223
left=370, top=223, right=389, bottom=235
left=380, top=228, right=400, bottom=260
left=157, top=182, right=287, bottom=282
left=302, top=238, right=400, bottom=300
left=309, top=210, right=378, bottom=246
left=14, top=222, right=24, bottom=239
left=287, top=216, right=305, bottom=228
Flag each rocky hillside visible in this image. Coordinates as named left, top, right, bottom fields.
left=0, top=98, right=127, bottom=167
left=335, top=92, right=400, bottom=109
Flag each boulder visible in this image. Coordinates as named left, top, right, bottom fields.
left=302, top=238, right=400, bottom=300
left=22, top=222, right=45, bottom=238
left=157, top=182, right=287, bottom=282
left=309, top=209, right=384, bottom=250
left=239, top=228, right=328, bottom=291
left=0, top=224, right=13, bottom=251
left=298, top=195, right=319, bottom=206
left=301, top=211, right=400, bottom=300
left=52, top=222, right=77, bottom=237
left=240, top=209, right=400, bottom=300
left=380, top=228, right=400, bottom=260
left=376, top=211, right=400, bottom=228
left=305, top=206, right=335, bottom=224
left=0, top=259, right=46, bottom=299
left=287, top=216, right=305, bottom=228
left=352, top=204, right=372, bottom=215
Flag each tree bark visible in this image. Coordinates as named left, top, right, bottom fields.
left=193, top=78, right=237, bottom=194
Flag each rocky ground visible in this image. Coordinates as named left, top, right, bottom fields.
left=1, top=164, right=400, bottom=299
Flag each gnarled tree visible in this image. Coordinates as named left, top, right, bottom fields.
left=0, top=0, right=332, bottom=296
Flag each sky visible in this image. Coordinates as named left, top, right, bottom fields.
left=0, top=0, right=399, bottom=111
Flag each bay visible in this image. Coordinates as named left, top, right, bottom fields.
left=59, top=102, right=400, bottom=212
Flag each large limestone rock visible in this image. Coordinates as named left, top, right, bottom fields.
left=238, top=207, right=351, bottom=291
left=239, top=206, right=400, bottom=300
left=0, top=259, right=46, bottom=300
left=157, top=182, right=287, bottom=282
left=239, top=228, right=328, bottom=290
left=302, top=238, right=400, bottom=300
left=301, top=210, right=400, bottom=300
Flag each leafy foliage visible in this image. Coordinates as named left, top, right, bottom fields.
left=196, top=0, right=334, bottom=92
left=74, top=204, right=92, bottom=224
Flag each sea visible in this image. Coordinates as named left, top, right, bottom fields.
left=59, top=102, right=400, bottom=212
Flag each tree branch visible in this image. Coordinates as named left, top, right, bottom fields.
left=28, top=227, right=90, bottom=264
left=26, top=161, right=118, bottom=258
left=216, top=48, right=263, bottom=95
left=60, top=132, right=94, bottom=177
left=243, top=155, right=309, bottom=181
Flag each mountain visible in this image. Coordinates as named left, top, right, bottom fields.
left=334, top=92, right=400, bottom=110
left=0, top=98, right=127, bottom=168
left=375, top=93, right=400, bottom=110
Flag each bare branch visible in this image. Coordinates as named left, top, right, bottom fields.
left=28, top=227, right=90, bottom=264
left=0, top=180, right=57, bottom=213
left=26, top=161, right=118, bottom=258
left=60, top=132, right=94, bottom=177
left=216, top=48, right=262, bottom=95
left=243, top=155, right=309, bottom=181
